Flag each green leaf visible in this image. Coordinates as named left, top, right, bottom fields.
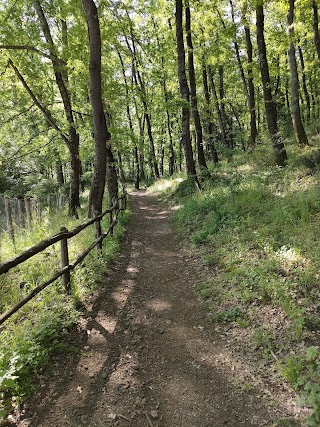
left=306, top=346, right=319, bottom=362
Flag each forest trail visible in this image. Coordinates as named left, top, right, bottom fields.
left=17, top=191, right=281, bottom=427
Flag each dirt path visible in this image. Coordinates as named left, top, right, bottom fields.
left=17, top=191, right=282, bottom=427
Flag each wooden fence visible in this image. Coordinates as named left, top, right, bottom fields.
left=0, top=192, right=67, bottom=242
left=0, top=193, right=127, bottom=327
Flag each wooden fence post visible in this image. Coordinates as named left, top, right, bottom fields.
left=25, top=198, right=32, bottom=228
left=5, top=197, right=15, bottom=245
left=18, top=199, right=25, bottom=228
left=60, top=227, right=71, bottom=292
left=94, top=211, right=102, bottom=253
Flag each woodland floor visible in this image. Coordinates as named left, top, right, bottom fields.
left=14, top=191, right=302, bottom=427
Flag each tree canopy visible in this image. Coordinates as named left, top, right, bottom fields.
left=0, top=0, right=319, bottom=210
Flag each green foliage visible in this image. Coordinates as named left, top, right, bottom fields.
left=278, top=355, right=304, bottom=389
left=213, top=306, right=245, bottom=323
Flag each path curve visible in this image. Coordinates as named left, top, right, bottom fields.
left=17, top=191, right=276, bottom=427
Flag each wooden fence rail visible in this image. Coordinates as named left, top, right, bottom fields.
left=0, top=192, right=67, bottom=238
left=0, top=193, right=127, bottom=327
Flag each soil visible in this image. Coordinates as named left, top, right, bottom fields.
left=14, top=191, right=301, bottom=427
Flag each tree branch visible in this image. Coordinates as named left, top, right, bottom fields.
left=12, top=137, right=57, bottom=161
left=8, top=59, right=69, bottom=144
left=7, top=129, right=49, bottom=160
left=0, top=45, right=66, bottom=64
left=0, top=103, right=35, bottom=126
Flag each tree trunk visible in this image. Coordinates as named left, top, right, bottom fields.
left=118, top=49, right=140, bottom=189
left=175, top=0, right=197, bottom=178
left=117, top=150, right=126, bottom=183
left=312, top=0, right=320, bottom=62
left=133, top=89, right=146, bottom=181
left=208, top=66, right=228, bottom=147
left=298, top=45, right=311, bottom=122
left=285, top=77, right=292, bottom=122
left=202, top=61, right=219, bottom=163
left=125, top=29, right=160, bottom=179
left=133, top=145, right=140, bottom=189
left=287, top=0, right=308, bottom=145
left=152, top=17, right=175, bottom=176
left=163, top=77, right=175, bottom=176
left=256, top=4, right=287, bottom=166
left=106, top=145, right=119, bottom=203
left=218, top=66, right=232, bottom=148
left=55, top=160, right=64, bottom=187
left=33, top=0, right=80, bottom=216
left=144, top=112, right=160, bottom=178
left=185, top=0, right=207, bottom=170
left=243, top=5, right=258, bottom=145
left=160, top=144, right=165, bottom=176
left=229, top=0, right=249, bottom=102
left=83, top=0, right=117, bottom=216
left=167, top=109, right=175, bottom=175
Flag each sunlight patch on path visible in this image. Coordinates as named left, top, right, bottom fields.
left=145, top=298, right=172, bottom=312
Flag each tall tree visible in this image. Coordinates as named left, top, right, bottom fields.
left=229, top=0, right=249, bottom=101
left=124, top=16, right=160, bottom=179
left=242, top=1, right=258, bottom=145
left=256, top=3, right=287, bottom=166
left=185, top=0, right=207, bottom=171
left=287, top=0, right=308, bottom=145
left=151, top=17, right=176, bottom=176
left=82, top=0, right=118, bottom=216
left=175, top=0, right=197, bottom=178
left=202, top=60, right=219, bottom=163
left=312, top=0, right=320, bottom=62
left=208, top=66, right=228, bottom=147
left=298, top=45, right=311, bottom=122
left=33, top=0, right=81, bottom=216
left=117, top=49, right=140, bottom=189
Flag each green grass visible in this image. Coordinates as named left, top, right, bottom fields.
left=150, top=142, right=320, bottom=425
left=0, top=199, right=130, bottom=420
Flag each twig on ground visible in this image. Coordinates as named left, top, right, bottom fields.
left=145, top=412, right=154, bottom=427
left=118, top=414, right=130, bottom=421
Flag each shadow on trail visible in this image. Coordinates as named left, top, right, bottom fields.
left=17, top=191, right=295, bottom=427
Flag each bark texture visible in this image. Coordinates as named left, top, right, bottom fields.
left=202, top=62, right=219, bottom=163
left=175, top=0, right=197, bottom=177
left=83, top=0, right=117, bottom=216
left=33, top=0, right=80, bottom=216
left=208, top=66, right=228, bottom=147
left=242, top=3, right=257, bottom=145
left=125, top=27, right=160, bottom=179
left=298, top=45, right=311, bottom=122
left=256, top=5, right=287, bottom=166
left=185, top=0, right=207, bottom=170
left=118, top=50, right=140, bottom=189
left=312, top=0, right=320, bottom=62
left=229, top=0, right=249, bottom=102
left=152, top=18, right=175, bottom=175
left=287, top=0, right=308, bottom=145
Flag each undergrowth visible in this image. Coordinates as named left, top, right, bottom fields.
left=150, top=142, right=320, bottom=426
left=0, top=198, right=130, bottom=421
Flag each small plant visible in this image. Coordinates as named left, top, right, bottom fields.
left=297, top=346, right=320, bottom=426
left=214, top=306, right=244, bottom=323
left=278, top=355, right=303, bottom=389
left=196, top=282, right=213, bottom=300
